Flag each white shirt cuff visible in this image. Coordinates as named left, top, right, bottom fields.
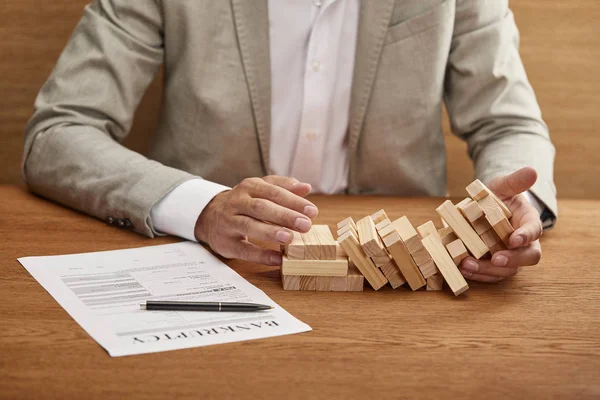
left=150, top=179, right=230, bottom=241
left=522, top=190, right=545, bottom=215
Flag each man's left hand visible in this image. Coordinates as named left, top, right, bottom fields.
left=459, top=167, right=543, bottom=283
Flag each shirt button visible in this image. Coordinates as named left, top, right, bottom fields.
left=124, top=219, right=133, bottom=230
left=107, top=217, right=115, bottom=226
left=311, top=61, right=322, bottom=72
left=117, top=219, right=125, bottom=228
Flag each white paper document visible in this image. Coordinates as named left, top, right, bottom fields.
left=18, top=242, right=311, bottom=357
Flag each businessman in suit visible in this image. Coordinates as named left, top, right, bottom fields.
left=24, top=0, right=556, bottom=282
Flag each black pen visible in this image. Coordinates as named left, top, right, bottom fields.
left=140, top=300, right=273, bottom=312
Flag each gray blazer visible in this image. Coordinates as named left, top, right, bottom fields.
left=24, top=0, right=557, bottom=237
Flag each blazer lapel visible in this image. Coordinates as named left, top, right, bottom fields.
left=231, top=0, right=271, bottom=174
left=348, top=0, right=396, bottom=180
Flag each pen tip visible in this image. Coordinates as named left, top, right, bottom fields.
left=139, top=302, right=146, bottom=310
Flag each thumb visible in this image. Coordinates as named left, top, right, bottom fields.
left=487, top=167, right=538, bottom=200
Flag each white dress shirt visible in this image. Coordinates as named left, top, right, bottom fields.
left=150, top=0, right=545, bottom=241
left=151, top=0, right=359, bottom=240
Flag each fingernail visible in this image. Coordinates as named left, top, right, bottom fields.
left=512, top=235, right=524, bottom=248
left=463, top=259, right=479, bottom=272
left=295, top=217, right=311, bottom=232
left=493, top=254, right=508, bottom=267
left=303, top=205, right=318, bottom=218
left=275, top=230, right=292, bottom=243
left=269, top=254, right=282, bottom=265
left=460, top=269, right=473, bottom=278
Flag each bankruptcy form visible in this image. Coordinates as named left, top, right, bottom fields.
left=18, top=242, right=311, bottom=357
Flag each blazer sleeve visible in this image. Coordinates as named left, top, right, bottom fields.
left=23, top=0, right=195, bottom=237
left=444, top=0, right=558, bottom=218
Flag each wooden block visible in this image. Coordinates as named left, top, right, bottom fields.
left=377, top=223, right=396, bottom=239
left=380, top=260, right=406, bottom=289
left=477, top=195, right=504, bottom=218
left=284, top=231, right=305, bottom=260
left=316, top=276, right=332, bottom=291
left=311, top=225, right=337, bottom=260
left=335, top=241, right=347, bottom=257
left=281, top=274, right=301, bottom=290
left=383, top=232, right=426, bottom=291
left=421, top=235, right=469, bottom=296
left=438, top=227, right=459, bottom=247
left=338, top=231, right=387, bottom=290
left=357, top=216, right=386, bottom=258
left=347, top=264, right=365, bottom=292
left=485, top=208, right=514, bottom=247
left=442, top=218, right=449, bottom=228
left=436, top=200, right=489, bottom=259
left=337, top=223, right=357, bottom=239
left=330, top=275, right=348, bottom=292
left=391, top=216, right=422, bottom=253
left=446, top=239, right=469, bottom=266
left=411, top=246, right=433, bottom=266
left=480, top=228, right=501, bottom=248
left=466, top=179, right=488, bottom=201
left=375, top=218, right=392, bottom=232
left=471, top=215, right=492, bottom=235
left=418, top=259, right=438, bottom=279
left=301, top=229, right=321, bottom=260
left=457, top=199, right=484, bottom=222
left=370, top=209, right=389, bottom=225
left=416, top=221, right=440, bottom=240
left=467, top=179, right=512, bottom=219
left=299, top=276, right=317, bottom=291
left=337, top=217, right=358, bottom=232
left=426, top=274, right=444, bottom=291
left=371, top=255, right=392, bottom=266
left=281, top=256, right=348, bottom=276
left=490, top=240, right=508, bottom=254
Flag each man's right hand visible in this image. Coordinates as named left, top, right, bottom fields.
left=194, top=176, right=317, bottom=266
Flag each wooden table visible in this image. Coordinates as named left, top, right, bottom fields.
left=0, top=185, right=598, bottom=399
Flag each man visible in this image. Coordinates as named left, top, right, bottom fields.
left=24, top=0, right=556, bottom=283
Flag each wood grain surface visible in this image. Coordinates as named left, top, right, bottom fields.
left=0, top=185, right=598, bottom=400
left=1, top=1, right=599, bottom=197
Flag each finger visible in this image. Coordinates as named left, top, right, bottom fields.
left=460, top=257, right=520, bottom=278
left=232, top=215, right=298, bottom=244
left=230, top=240, right=283, bottom=266
left=488, top=167, right=538, bottom=200
left=491, top=241, right=542, bottom=268
left=509, top=213, right=543, bottom=248
left=241, top=198, right=312, bottom=233
left=262, top=176, right=313, bottom=198
left=242, top=178, right=318, bottom=218
left=460, top=269, right=505, bottom=283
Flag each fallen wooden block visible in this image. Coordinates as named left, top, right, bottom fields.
left=337, top=223, right=358, bottom=239
left=281, top=255, right=348, bottom=277
left=335, top=241, right=347, bottom=257
left=416, top=221, right=440, bottom=241
left=438, top=226, right=459, bottom=247
left=480, top=228, right=502, bottom=249
left=426, top=274, right=444, bottom=291
left=375, top=218, right=392, bottom=232
left=337, top=217, right=358, bottom=232
left=457, top=198, right=484, bottom=222
left=338, top=230, right=387, bottom=290
left=467, top=179, right=512, bottom=219
left=470, top=215, right=492, bottom=235
left=392, top=216, right=422, bottom=253
left=370, top=209, right=389, bottom=225
left=383, top=231, right=426, bottom=291
left=485, top=207, right=515, bottom=247
left=418, top=259, right=438, bottom=279
left=436, top=200, right=489, bottom=259
left=357, top=216, right=387, bottom=258
left=446, top=239, right=469, bottom=266
left=380, top=260, right=406, bottom=289
left=421, top=235, right=469, bottom=296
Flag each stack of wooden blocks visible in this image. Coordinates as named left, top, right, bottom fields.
left=280, top=179, right=515, bottom=296
left=280, top=225, right=365, bottom=291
